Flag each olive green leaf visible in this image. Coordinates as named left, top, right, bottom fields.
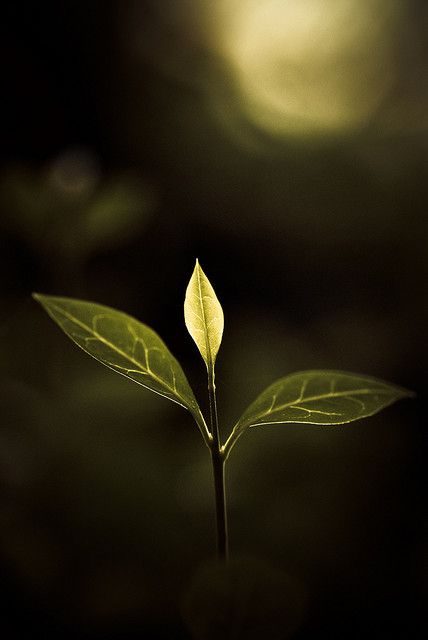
left=224, top=370, right=414, bottom=455
left=33, top=294, right=210, bottom=445
left=184, top=260, right=224, bottom=369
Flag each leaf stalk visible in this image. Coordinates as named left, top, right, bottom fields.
left=222, top=428, right=242, bottom=461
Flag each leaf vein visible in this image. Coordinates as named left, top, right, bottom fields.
left=48, top=302, right=182, bottom=403
left=252, top=387, right=392, bottom=425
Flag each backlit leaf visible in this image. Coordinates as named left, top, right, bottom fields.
left=33, top=294, right=210, bottom=444
left=233, top=370, right=413, bottom=434
left=184, top=260, right=224, bottom=369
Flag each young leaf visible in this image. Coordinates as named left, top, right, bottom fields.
left=184, top=260, right=224, bottom=369
left=33, top=294, right=210, bottom=445
left=225, top=370, right=414, bottom=453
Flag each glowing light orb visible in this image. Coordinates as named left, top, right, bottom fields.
left=213, top=0, right=402, bottom=136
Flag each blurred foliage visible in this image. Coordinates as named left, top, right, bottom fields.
left=0, top=149, right=156, bottom=288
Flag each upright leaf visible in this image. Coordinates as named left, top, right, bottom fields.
left=184, top=260, right=224, bottom=369
left=225, top=370, right=414, bottom=453
left=33, top=294, right=210, bottom=444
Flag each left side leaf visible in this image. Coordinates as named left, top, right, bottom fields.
left=33, top=294, right=209, bottom=443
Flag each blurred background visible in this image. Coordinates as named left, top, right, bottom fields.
left=1, top=1, right=426, bottom=638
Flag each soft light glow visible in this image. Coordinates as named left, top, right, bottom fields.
left=212, top=0, right=402, bottom=136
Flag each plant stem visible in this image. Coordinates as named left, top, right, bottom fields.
left=208, top=366, right=228, bottom=560
left=211, top=448, right=227, bottom=560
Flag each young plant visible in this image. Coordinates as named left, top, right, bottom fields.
left=33, top=260, right=414, bottom=560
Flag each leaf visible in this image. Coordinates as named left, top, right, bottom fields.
left=33, top=294, right=210, bottom=444
left=233, top=370, right=414, bottom=434
left=184, top=260, right=224, bottom=368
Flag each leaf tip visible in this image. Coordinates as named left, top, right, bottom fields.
left=32, top=292, right=55, bottom=310
left=402, top=388, right=416, bottom=399
left=390, top=381, right=416, bottom=400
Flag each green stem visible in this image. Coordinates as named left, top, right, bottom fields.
left=211, top=448, right=227, bottom=559
left=208, top=366, right=228, bottom=560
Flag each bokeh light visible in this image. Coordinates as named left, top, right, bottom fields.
left=208, top=0, right=404, bottom=136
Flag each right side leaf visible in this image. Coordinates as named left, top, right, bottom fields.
left=233, top=370, right=414, bottom=434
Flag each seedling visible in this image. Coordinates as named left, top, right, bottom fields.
left=33, top=260, right=413, bottom=560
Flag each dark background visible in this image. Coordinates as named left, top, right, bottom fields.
left=1, top=1, right=426, bottom=638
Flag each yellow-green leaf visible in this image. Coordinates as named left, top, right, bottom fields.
left=224, top=370, right=414, bottom=456
left=33, top=294, right=210, bottom=444
left=184, top=260, right=224, bottom=369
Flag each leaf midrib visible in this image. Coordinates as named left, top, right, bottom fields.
left=245, top=386, right=400, bottom=428
left=195, top=262, right=213, bottom=369
left=48, top=301, right=187, bottom=407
